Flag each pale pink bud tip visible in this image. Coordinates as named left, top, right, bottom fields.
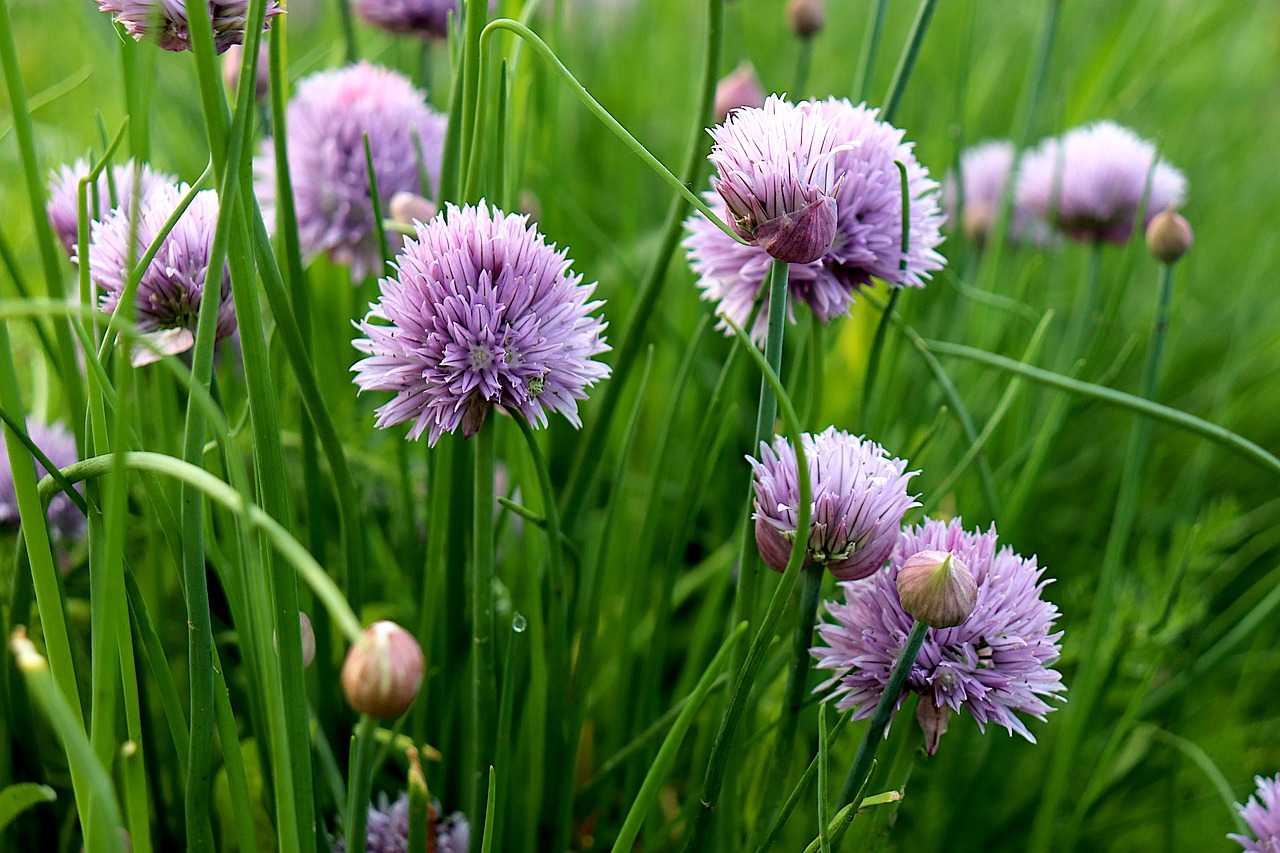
left=299, top=612, right=316, bottom=669
left=341, top=621, right=424, bottom=719
left=787, top=0, right=825, bottom=38
left=714, top=63, right=765, bottom=123
left=1145, top=208, right=1193, bottom=264
left=896, top=550, right=978, bottom=629
left=389, top=191, right=437, bottom=226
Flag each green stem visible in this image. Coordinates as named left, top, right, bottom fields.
left=344, top=715, right=378, bottom=853
left=852, top=0, right=888, bottom=101
left=559, top=0, right=724, bottom=522
left=750, top=712, right=853, bottom=853
left=793, top=40, right=814, bottom=95
left=680, top=312, right=812, bottom=853
left=459, top=0, right=491, bottom=200
left=471, top=418, right=497, bottom=822
left=336, top=0, right=359, bottom=62
left=732, top=260, right=789, bottom=660
left=611, top=622, right=747, bottom=853
left=880, top=0, right=938, bottom=124
left=836, top=620, right=928, bottom=809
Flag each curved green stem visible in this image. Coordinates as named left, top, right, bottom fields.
left=681, top=313, right=813, bottom=853
left=880, top=0, right=939, bottom=123
left=475, top=18, right=741, bottom=244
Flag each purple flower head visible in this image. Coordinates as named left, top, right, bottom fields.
left=86, top=183, right=236, bottom=366
left=332, top=793, right=470, bottom=853
left=255, top=62, right=447, bottom=280
left=96, top=0, right=282, bottom=53
left=812, top=518, right=1065, bottom=754
left=354, top=0, right=478, bottom=39
left=686, top=98, right=945, bottom=341
left=714, top=62, right=765, bottom=123
left=942, top=140, right=1045, bottom=245
left=708, top=95, right=840, bottom=264
left=0, top=420, right=84, bottom=543
left=1232, top=774, right=1280, bottom=852
left=352, top=202, right=611, bottom=445
left=47, top=159, right=173, bottom=255
left=748, top=428, right=918, bottom=581
left=1016, top=121, right=1186, bottom=244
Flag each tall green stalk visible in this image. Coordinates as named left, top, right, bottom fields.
left=470, top=418, right=497, bottom=823
left=852, top=0, right=889, bottom=101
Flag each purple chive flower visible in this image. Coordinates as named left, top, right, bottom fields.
left=942, top=140, right=1044, bottom=245
left=708, top=95, right=841, bottom=264
left=354, top=0, right=470, bottom=39
left=255, top=62, right=447, bottom=280
left=46, top=160, right=173, bottom=256
left=1016, top=121, right=1187, bottom=245
left=333, top=793, right=470, bottom=853
left=686, top=98, right=945, bottom=340
left=1232, top=774, right=1280, bottom=852
left=96, top=0, right=282, bottom=53
left=812, top=517, right=1065, bottom=755
left=748, top=427, right=918, bottom=581
left=86, top=183, right=236, bottom=365
left=0, top=420, right=83, bottom=543
left=352, top=202, right=611, bottom=445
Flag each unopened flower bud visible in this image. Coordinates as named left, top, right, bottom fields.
left=787, top=0, right=825, bottom=39
left=1145, top=208, right=1193, bottom=265
left=341, top=621, right=424, bottom=719
left=299, top=612, right=316, bottom=669
left=962, top=202, right=996, bottom=245
left=715, top=63, right=765, bottom=123
left=753, top=194, right=839, bottom=264
left=222, top=44, right=270, bottom=101
left=389, top=191, right=437, bottom=226
left=896, top=550, right=977, bottom=629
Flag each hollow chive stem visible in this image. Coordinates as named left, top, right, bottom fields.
left=345, top=715, right=379, bottom=853
left=470, top=417, right=498, bottom=823
left=732, top=259, right=790, bottom=660
left=834, top=619, right=928, bottom=838
left=852, top=0, right=888, bottom=101
left=681, top=310, right=812, bottom=853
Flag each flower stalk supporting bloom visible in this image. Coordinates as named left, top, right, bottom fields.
left=471, top=415, right=497, bottom=824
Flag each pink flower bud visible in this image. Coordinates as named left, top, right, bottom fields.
left=896, top=550, right=977, bottom=628
left=341, top=621, right=424, bottom=719
left=389, top=191, right=437, bottom=226
left=299, top=612, right=316, bottom=669
left=787, top=0, right=825, bottom=38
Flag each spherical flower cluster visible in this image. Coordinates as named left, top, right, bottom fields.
left=943, top=140, right=1044, bottom=245
left=748, top=428, right=918, bottom=581
left=1232, top=774, right=1280, bottom=852
left=333, top=793, right=470, bottom=853
left=1016, top=120, right=1186, bottom=245
left=708, top=95, right=841, bottom=265
left=686, top=97, right=945, bottom=340
left=96, top=0, right=282, bottom=54
left=86, top=184, right=236, bottom=365
left=255, top=62, right=447, bottom=280
left=0, top=420, right=83, bottom=543
left=812, top=517, right=1065, bottom=754
left=355, top=0, right=465, bottom=40
left=352, top=202, right=611, bottom=445
left=47, top=159, right=173, bottom=255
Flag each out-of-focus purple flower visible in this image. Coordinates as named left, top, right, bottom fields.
left=96, top=0, right=282, bottom=53
left=222, top=43, right=270, bottom=100
left=0, top=420, right=83, bottom=543
left=686, top=98, right=945, bottom=340
left=255, top=62, right=446, bottom=280
left=708, top=95, right=841, bottom=264
left=46, top=159, right=173, bottom=255
left=333, top=793, right=470, bottom=853
left=1016, top=121, right=1186, bottom=244
left=352, top=202, right=610, bottom=445
left=85, top=183, right=236, bottom=366
left=354, top=0, right=472, bottom=39
left=812, top=517, right=1065, bottom=754
left=943, top=139, right=1044, bottom=245
left=1232, top=774, right=1280, bottom=852
left=748, top=427, right=918, bottom=581
left=714, top=62, right=765, bottom=123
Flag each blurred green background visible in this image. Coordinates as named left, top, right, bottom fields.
left=3, top=0, right=1280, bottom=850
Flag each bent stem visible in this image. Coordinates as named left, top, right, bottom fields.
left=834, top=619, right=928, bottom=847
left=680, top=312, right=812, bottom=853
